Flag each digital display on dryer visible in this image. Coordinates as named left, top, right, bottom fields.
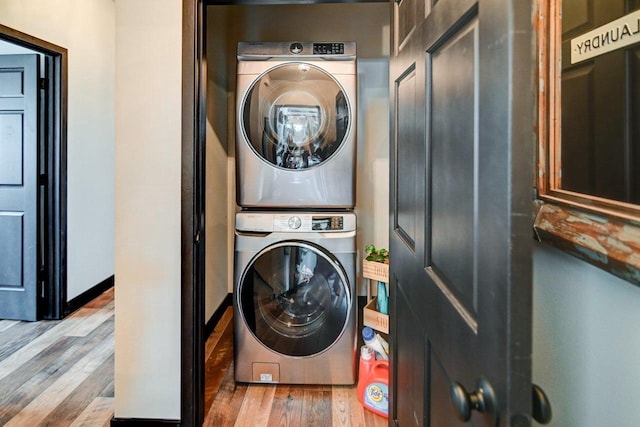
left=313, top=43, right=345, bottom=55
left=312, top=216, right=343, bottom=231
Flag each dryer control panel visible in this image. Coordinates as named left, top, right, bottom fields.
left=236, top=212, right=356, bottom=233
left=237, top=41, right=356, bottom=59
left=312, top=43, right=345, bottom=55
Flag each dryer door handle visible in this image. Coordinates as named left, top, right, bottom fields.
left=235, top=231, right=272, bottom=238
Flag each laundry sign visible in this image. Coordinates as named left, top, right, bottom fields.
left=571, top=9, right=640, bottom=64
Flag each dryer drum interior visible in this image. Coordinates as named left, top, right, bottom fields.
left=241, top=63, right=350, bottom=170
left=239, top=241, right=351, bottom=357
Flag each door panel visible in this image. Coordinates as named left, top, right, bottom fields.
left=393, top=284, right=426, bottom=426
left=429, top=17, right=478, bottom=319
left=395, top=66, right=418, bottom=249
left=0, top=113, right=24, bottom=185
left=396, top=0, right=421, bottom=52
left=390, top=0, right=535, bottom=425
left=0, top=213, right=23, bottom=287
left=0, top=54, right=40, bottom=321
left=430, top=349, right=466, bottom=427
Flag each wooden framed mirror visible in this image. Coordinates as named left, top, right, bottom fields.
left=535, top=0, right=640, bottom=286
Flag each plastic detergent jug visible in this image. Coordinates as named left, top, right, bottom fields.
left=362, top=326, right=389, bottom=360
left=357, top=345, right=389, bottom=418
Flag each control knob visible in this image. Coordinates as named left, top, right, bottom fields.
left=290, top=42, right=303, bottom=54
left=288, top=216, right=302, bottom=230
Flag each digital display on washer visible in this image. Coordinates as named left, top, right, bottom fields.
left=313, top=43, right=345, bottom=55
left=312, top=216, right=343, bottom=231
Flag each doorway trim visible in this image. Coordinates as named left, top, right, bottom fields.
left=0, top=24, right=67, bottom=320
left=182, top=0, right=206, bottom=425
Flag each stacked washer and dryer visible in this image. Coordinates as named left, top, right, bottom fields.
left=233, top=41, right=358, bottom=384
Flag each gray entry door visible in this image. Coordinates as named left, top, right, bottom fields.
left=389, top=0, right=536, bottom=425
left=0, top=54, right=40, bottom=321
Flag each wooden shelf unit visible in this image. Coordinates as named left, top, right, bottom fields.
left=362, top=260, right=389, bottom=334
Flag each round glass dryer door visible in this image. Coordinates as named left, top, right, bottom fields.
left=239, top=242, right=351, bottom=357
left=241, top=63, right=350, bottom=170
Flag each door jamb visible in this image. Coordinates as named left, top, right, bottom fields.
left=0, top=24, right=67, bottom=320
left=182, top=0, right=206, bottom=425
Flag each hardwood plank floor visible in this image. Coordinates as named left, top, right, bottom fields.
left=0, top=289, right=387, bottom=426
left=0, top=288, right=114, bottom=427
left=203, top=307, right=388, bottom=427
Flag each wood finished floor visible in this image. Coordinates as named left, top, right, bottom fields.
left=0, top=288, right=114, bottom=427
left=203, top=308, right=388, bottom=427
left=0, top=289, right=387, bottom=426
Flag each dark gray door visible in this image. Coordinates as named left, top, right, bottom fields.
left=389, top=0, right=536, bottom=425
left=0, top=54, right=40, bottom=321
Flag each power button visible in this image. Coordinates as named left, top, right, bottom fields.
left=290, top=42, right=303, bottom=54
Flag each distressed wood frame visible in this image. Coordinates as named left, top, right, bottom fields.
left=535, top=0, right=640, bottom=287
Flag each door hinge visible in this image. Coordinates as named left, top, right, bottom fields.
left=39, top=77, right=47, bottom=90
left=40, top=266, right=46, bottom=298
left=39, top=174, right=46, bottom=186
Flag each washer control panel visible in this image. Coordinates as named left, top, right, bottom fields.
left=274, top=215, right=310, bottom=231
left=287, top=215, right=302, bottom=229
left=236, top=212, right=355, bottom=233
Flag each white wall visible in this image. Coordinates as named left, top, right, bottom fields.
left=0, top=0, right=115, bottom=300
left=114, top=0, right=182, bottom=420
left=533, top=243, right=640, bottom=427
left=355, top=59, right=390, bottom=295
left=205, top=7, right=231, bottom=322
left=234, top=3, right=390, bottom=59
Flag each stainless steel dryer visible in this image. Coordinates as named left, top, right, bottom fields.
left=236, top=41, right=357, bottom=208
left=234, top=211, right=357, bottom=384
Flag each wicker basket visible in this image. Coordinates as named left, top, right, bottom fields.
left=362, top=260, right=389, bottom=283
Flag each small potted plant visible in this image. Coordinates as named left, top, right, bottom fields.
left=365, top=244, right=389, bottom=264
left=363, top=244, right=389, bottom=282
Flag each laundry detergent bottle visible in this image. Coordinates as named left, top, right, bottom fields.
left=362, top=326, right=389, bottom=360
left=357, top=345, right=389, bottom=418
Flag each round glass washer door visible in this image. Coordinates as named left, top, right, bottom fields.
left=239, top=241, right=351, bottom=357
left=241, top=63, right=351, bottom=170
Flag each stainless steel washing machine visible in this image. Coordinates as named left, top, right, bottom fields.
left=236, top=41, right=357, bottom=208
left=234, top=211, right=357, bottom=384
